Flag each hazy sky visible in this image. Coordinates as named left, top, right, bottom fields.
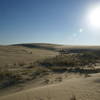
left=0, top=0, right=100, bottom=45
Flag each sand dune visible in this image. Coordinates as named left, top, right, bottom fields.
left=0, top=44, right=100, bottom=100
left=0, top=73, right=100, bottom=100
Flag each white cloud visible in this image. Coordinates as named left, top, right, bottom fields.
left=73, top=33, right=77, bottom=37
left=79, top=28, right=83, bottom=32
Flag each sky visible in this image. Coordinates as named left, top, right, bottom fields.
left=0, top=0, right=100, bottom=45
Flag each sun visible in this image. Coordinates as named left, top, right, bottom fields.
left=88, top=6, right=100, bottom=28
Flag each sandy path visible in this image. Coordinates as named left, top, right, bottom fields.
left=0, top=73, right=100, bottom=100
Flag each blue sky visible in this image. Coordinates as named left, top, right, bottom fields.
left=0, top=0, right=100, bottom=45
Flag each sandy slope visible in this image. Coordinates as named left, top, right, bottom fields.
left=0, top=73, right=100, bottom=100
left=0, top=45, right=57, bottom=66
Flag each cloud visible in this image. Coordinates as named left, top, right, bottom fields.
left=73, top=33, right=77, bottom=37
left=79, top=28, right=83, bottom=32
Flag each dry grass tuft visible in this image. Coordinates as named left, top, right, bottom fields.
left=70, top=95, right=77, bottom=100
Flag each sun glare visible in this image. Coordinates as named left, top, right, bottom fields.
left=88, top=6, right=100, bottom=28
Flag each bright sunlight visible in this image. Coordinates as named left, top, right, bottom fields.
left=88, top=6, right=100, bottom=28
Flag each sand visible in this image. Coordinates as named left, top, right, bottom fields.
left=0, top=73, right=100, bottom=100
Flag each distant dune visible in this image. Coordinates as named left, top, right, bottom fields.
left=0, top=43, right=59, bottom=66
left=0, top=43, right=100, bottom=66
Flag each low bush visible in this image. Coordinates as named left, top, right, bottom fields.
left=38, top=51, right=100, bottom=67
left=0, top=68, right=22, bottom=89
left=38, top=55, right=79, bottom=67
left=37, top=51, right=100, bottom=73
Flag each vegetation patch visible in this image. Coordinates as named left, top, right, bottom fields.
left=0, top=50, right=100, bottom=89
left=0, top=68, right=22, bottom=89
left=37, top=51, right=100, bottom=73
